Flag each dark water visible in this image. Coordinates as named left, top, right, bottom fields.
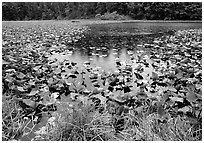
left=50, top=22, right=202, bottom=72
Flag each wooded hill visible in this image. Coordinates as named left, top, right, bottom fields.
left=2, top=2, right=202, bottom=21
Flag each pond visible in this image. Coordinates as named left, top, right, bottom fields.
left=50, top=22, right=202, bottom=73
left=2, top=21, right=202, bottom=141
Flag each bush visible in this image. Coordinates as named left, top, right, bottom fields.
left=96, top=11, right=131, bottom=20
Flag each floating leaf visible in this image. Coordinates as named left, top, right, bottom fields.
left=28, top=88, right=39, bottom=96
left=168, top=86, right=177, bottom=92
left=135, top=106, right=144, bottom=114
left=54, top=68, right=61, bottom=75
left=51, top=92, right=60, bottom=99
left=23, top=99, right=36, bottom=108
left=151, top=72, right=159, bottom=80
left=33, top=65, right=41, bottom=71
left=17, top=86, right=25, bottom=92
left=157, top=103, right=165, bottom=116
left=17, top=72, right=26, bottom=79
left=186, top=91, right=200, bottom=102
left=5, top=69, right=16, bottom=72
left=178, top=106, right=191, bottom=114
left=70, top=93, right=79, bottom=100
left=169, top=97, right=183, bottom=103
left=83, top=89, right=91, bottom=95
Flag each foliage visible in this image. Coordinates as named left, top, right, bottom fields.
left=96, top=11, right=132, bottom=20
left=2, top=20, right=202, bottom=141
left=2, top=2, right=202, bottom=21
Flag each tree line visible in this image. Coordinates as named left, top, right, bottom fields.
left=2, top=2, right=202, bottom=21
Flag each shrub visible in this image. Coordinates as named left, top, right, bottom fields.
left=96, top=11, right=131, bottom=20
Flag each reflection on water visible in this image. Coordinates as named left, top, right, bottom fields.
left=50, top=22, right=201, bottom=72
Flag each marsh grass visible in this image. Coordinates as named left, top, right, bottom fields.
left=32, top=98, right=201, bottom=141
left=3, top=94, right=202, bottom=141
left=33, top=100, right=117, bottom=141
left=2, top=96, right=30, bottom=141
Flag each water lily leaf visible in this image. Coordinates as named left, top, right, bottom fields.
left=186, top=91, right=200, bottom=102
left=17, top=86, right=26, bottom=92
left=168, top=86, right=177, bottom=92
left=84, top=61, right=90, bottom=65
left=28, top=88, right=39, bottom=96
left=42, top=91, right=56, bottom=105
left=83, top=89, right=91, bottom=95
left=187, top=78, right=198, bottom=83
left=2, top=60, right=10, bottom=65
left=54, top=68, right=61, bottom=75
left=175, top=70, right=183, bottom=79
left=135, top=106, right=144, bottom=114
left=157, top=104, right=165, bottom=116
left=169, top=97, right=183, bottom=103
left=47, top=77, right=54, bottom=84
left=33, top=65, right=41, bottom=71
left=51, top=92, right=60, bottom=99
left=70, top=93, right=79, bottom=100
left=5, top=69, right=16, bottom=72
left=152, top=72, right=159, bottom=80
left=5, top=75, right=14, bottom=83
left=178, top=106, right=191, bottom=114
left=23, top=99, right=36, bottom=108
left=17, top=72, right=26, bottom=79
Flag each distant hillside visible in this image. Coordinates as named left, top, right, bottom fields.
left=2, top=2, right=202, bottom=21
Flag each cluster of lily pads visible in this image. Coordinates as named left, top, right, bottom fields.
left=2, top=21, right=202, bottom=141
left=2, top=22, right=90, bottom=140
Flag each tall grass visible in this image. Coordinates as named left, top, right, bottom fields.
left=33, top=98, right=202, bottom=141
left=2, top=95, right=28, bottom=141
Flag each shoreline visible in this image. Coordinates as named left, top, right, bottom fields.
left=2, top=19, right=202, bottom=25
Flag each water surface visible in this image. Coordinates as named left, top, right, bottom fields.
left=50, top=22, right=202, bottom=72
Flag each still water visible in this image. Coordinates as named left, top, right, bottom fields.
left=50, top=22, right=202, bottom=72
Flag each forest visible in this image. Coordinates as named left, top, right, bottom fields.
left=2, top=2, right=202, bottom=21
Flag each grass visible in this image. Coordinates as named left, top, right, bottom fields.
left=2, top=90, right=201, bottom=141
left=31, top=96, right=202, bottom=141
left=2, top=96, right=26, bottom=141
left=32, top=99, right=116, bottom=141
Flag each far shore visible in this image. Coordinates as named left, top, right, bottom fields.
left=2, top=19, right=202, bottom=25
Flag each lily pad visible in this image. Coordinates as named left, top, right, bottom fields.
left=23, top=99, right=37, bottom=108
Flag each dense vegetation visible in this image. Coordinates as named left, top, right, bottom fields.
left=2, top=20, right=202, bottom=141
left=2, top=2, right=202, bottom=21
